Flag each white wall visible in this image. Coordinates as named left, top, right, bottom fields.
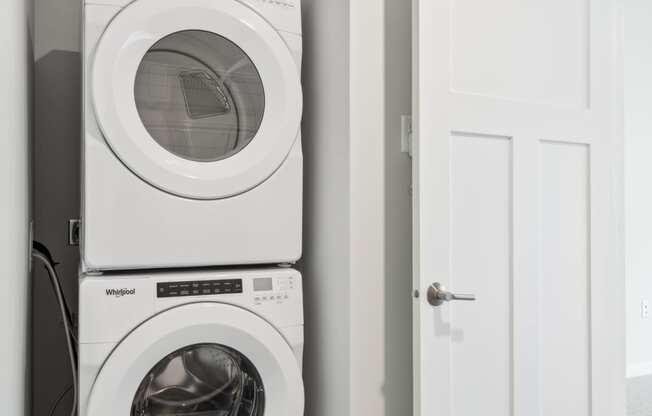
left=302, top=0, right=413, bottom=414
left=300, top=0, right=352, bottom=414
left=351, top=0, right=413, bottom=413
left=1, top=0, right=32, bottom=414
left=625, top=0, right=652, bottom=378
left=34, top=0, right=79, bottom=60
left=383, top=0, right=414, bottom=412
left=349, top=0, right=385, bottom=413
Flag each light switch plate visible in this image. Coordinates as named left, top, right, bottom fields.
left=400, top=115, right=412, bottom=157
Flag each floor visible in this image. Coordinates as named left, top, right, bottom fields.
left=628, top=375, right=652, bottom=416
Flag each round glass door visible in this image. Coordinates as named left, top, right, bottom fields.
left=84, top=302, right=303, bottom=416
left=131, top=344, right=264, bottom=415
left=91, top=0, right=302, bottom=199
left=134, top=31, right=265, bottom=163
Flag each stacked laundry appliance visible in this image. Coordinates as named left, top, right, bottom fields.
left=79, top=0, right=304, bottom=414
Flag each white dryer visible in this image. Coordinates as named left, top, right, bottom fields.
left=79, top=268, right=304, bottom=415
left=82, top=0, right=303, bottom=271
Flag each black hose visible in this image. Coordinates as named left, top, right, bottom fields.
left=33, top=246, right=77, bottom=416
left=48, top=385, right=73, bottom=416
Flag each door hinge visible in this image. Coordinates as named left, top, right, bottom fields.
left=400, top=115, right=413, bottom=158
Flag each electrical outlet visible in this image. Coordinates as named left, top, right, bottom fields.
left=68, top=219, right=80, bottom=246
left=642, top=300, right=650, bottom=319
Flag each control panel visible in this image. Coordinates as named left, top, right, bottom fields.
left=157, top=279, right=243, bottom=298
left=253, top=275, right=295, bottom=305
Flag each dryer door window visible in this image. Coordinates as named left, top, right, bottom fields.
left=134, top=31, right=265, bottom=163
left=91, top=0, right=302, bottom=199
left=131, top=343, right=264, bottom=415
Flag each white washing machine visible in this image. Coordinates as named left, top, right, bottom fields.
left=79, top=268, right=304, bottom=415
left=82, top=0, right=303, bottom=271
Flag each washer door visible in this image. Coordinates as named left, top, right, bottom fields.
left=92, top=0, right=302, bottom=199
left=85, top=303, right=304, bottom=416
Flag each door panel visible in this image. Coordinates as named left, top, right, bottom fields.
left=450, top=0, right=590, bottom=108
left=412, top=0, right=623, bottom=415
left=449, top=134, right=513, bottom=415
left=540, top=141, right=591, bottom=416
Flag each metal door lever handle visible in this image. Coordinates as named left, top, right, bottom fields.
left=427, top=282, right=476, bottom=307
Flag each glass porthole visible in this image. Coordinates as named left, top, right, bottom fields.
left=134, top=31, right=265, bottom=162
left=131, top=343, right=265, bottom=416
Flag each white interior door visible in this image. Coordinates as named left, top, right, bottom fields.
left=412, top=1, right=624, bottom=415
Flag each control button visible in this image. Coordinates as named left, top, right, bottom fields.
left=157, top=279, right=243, bottom=298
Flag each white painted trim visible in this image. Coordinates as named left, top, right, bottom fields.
left=349, top=0, right=386, bottom=414
left=1, top=0, right=31, bottom=413
left=300, top=0, right=352, bottom=414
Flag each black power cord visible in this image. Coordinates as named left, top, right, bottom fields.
left=33, top=241, right=77, bottom=416
left=48, top=385, right=73, bottom=416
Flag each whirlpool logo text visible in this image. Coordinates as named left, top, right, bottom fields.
left=105, top=288, right=136, bottom=298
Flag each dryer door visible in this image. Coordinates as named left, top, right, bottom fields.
left=92, top=0, right=302, bottom=200
left=84, top=303, right=303, bottom=416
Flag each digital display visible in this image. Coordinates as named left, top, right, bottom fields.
left=253, top=278, right=273, bottom=292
